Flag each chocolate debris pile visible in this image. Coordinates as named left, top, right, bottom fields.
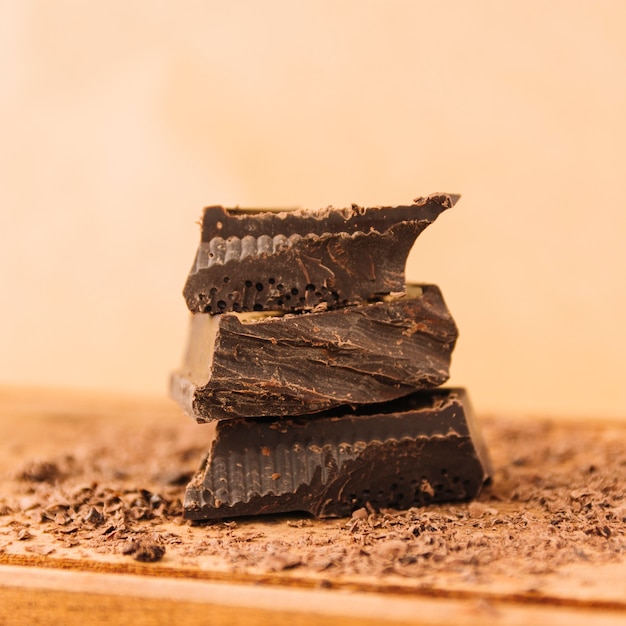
left=3, top=413, right=626, bottom=579
left=170, top=194, right=491, bottom=520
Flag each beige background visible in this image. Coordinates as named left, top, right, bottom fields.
left=1, top=1, right=625, bottom=419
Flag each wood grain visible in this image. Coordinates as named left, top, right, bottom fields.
left=1, top=386, right=626, bottom=625
left=3, top=563, right=626, bottom=626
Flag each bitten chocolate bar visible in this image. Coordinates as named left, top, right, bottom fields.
left=183, top=388, right=492, bottom=520
left=170, top=285, right=458, bottom=422
left=183, top=193, right=458, bottom=314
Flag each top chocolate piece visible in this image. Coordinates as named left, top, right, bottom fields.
left=183, top=193, right=459, bottom=314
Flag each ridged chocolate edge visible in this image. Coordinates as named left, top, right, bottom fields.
left=184, top=194, right=458, bottom=313
left=200, top=193, right=459, bottom=241
left=184, top=388, right=492, bottom=520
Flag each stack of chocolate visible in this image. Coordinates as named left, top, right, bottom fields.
left=170, top=194, right=491, bottom=520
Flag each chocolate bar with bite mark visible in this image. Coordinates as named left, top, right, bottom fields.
left=183, top=193, right=458, bottom=314
left=183, top=388, right=492, bottom=520
left=170, top=285, right=458, bottom=422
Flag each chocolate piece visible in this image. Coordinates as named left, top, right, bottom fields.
left=183, top=193, right=458, bottom=313
left=170, top=285, right=458, bottom=422
left=183, top=388, right=492, bottom=520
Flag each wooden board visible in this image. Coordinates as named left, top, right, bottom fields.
left=1, top=386, right=626, bottom=625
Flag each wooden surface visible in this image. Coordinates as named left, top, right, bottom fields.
left=1, top=386, right=626, bottom=625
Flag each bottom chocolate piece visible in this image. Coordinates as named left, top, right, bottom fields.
left=184, top=389, right=491, bottom=520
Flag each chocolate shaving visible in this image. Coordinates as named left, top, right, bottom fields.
left=1, top=416, right=625, bottom=581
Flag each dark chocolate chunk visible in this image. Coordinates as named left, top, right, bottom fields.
left=170, top=285, right=458, bottom=422
left=183, top=388, right=492, bottom=520
left=183, top=193, right=458, bottom=313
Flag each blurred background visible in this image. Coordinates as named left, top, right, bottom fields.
left=1, top=1, right=625, bottom=419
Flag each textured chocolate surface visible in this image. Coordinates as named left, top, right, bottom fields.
left=171, top=285, right=458, bottom=422
left=184, top=388, right=492, bottom=520
left=183, top=193, right=458, bottom=314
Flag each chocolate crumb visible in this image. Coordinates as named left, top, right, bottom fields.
left=351, top=508, right=368, bottom=520
left=17, top=461, right=62, bottom=483
left=17, top=528, right=32, bottom=541
left=1, top=416, right=625, bottom=585
left=121, top=537, right=166, bottom=563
